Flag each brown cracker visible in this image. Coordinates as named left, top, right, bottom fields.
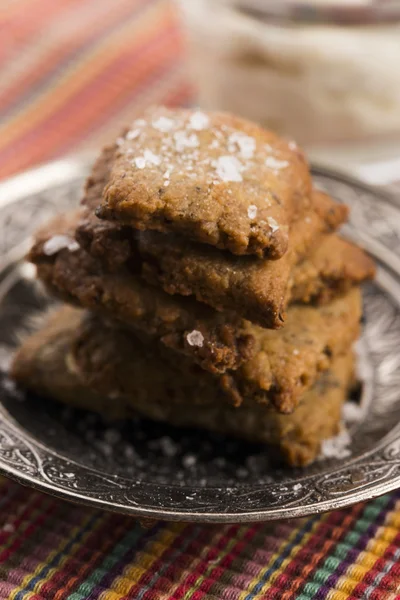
left=77, top=190, right=349, bottom=328
left=11, top=306, right=354, bottom=467
left=89, top=107, right=312, bottom=258
left=29, top=214, right=254, bottom=375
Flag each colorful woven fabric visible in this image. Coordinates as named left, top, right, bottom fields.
left=1, top=0, right=400, bottom=598
left=0, top=481, right=399, bottom=600
left=0, top=0, right=191, bottom=180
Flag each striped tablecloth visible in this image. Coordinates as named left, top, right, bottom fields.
left=1, top=1, right=400, bottom=598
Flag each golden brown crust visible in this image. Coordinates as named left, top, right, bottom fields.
left=77, top=190, right=349, bottom=328
left=87, top=107, right=313, bottom=258
left=26, top=220, right=364, bottom=413
left=11, top=306, right=354, bottom=467
left=291, top=235, right=376, bottom=304
left=237, top=287, right=361, bottom=413
left=28, top=217, right=254, bottom=375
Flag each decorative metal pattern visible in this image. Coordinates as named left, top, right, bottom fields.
left=0, top=160, right=399, bottom=522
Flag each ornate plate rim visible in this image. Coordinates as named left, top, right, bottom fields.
left=0, top=157, right=400, bottom=523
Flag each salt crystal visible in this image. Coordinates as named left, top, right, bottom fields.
left=209, top=140, right=219, bottom=149
left=248, top=205, right=258, bottom=219
left=134, top=157, right=146, bottom=169
left=126, top=129, right=140, bottom=141
left=64, top=472, right=75, bottom=479
left=293, top=483, right=302, bottom=492
left=152, top=116, right=175, bottom=132
left=143, top=149, right=161, bottom=165
left=2, top=523, right=14, bottom=533
left=215, top=156, right=243, bottom=182
left=159, top=436, right=177, bottom=458
left=116, top=137, right=125, bottom=146
left=21, top=262, right=37, bottom=280
left=293, top=349, right=299, bottom=355
left=288, top=140, right=298, bottom=151
left=43, top=235, right=79, bottom=256
left=267, top=216, right=279, bottom=233
left=265, top=157, right=289, bottom=170
left=189, top=111, right=210, bottom=130
left=228, top=132, right=255, bottom=159
left=342, top=402, right=364, bottom=424
left=305, top=217, right=312, bottom=224
left=174, top=131, right=199, bottom=152
left=133, top=149, right=161, bottom=169
left=96, top=441, right=113, bottom=457
left=133, top=118, right=146, bottom=127
left=182, top=454, right=197, bottom=468
left=186, top=330, right=204, bottom=347
left=320, top=428, right=351, bottom=460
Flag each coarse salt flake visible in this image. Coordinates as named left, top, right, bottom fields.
left=320, top=428, right=351, bottom=460
left=228, top=132, right=255, bottom=159
left=267, top=216, right=280, bottom=233
left=182, top=454, right=197, bottom=468
left=43, top=235, right=79, bottom=256
left=134, top=149, right=161, bottom=169
left=288, top=140, right=298, bottom=150
left=2, top=523, right=15, bottom=533
left=189, top=111, right=210, bottom=130
left=248, top=205, right=258, bottom=219
left=152, top=116, right=175, bottom=132
left=174, top=131, right=199, bottom=152
left=126, top=129, right=140, bottom=141
left=186, top=330, right=204, bottom=347
left=342, top=402, right=364, bottom=423
left=159, top=436, right=177, bottom=457
left=134, top=157, right=146, bottom=169
left=215, top=155, right=243, bottom=182
left=293, top=349, right=299, bottom=355
left=265, top=156, right=289, bottom=170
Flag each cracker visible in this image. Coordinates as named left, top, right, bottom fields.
left=88, top=108, right=312, bottom=258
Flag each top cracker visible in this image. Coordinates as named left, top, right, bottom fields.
left=92, top=107, right=312, bottom=258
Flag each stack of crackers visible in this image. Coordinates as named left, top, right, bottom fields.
left=11, top=108, right=375, bottom=466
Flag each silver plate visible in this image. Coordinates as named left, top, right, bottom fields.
left=0, top=158, right=400, bottom=523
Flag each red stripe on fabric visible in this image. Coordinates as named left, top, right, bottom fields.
left=0, top=506, right=98, bottom=597
left=35, top=512, right=129, bottom=599
left=47, top=33, right=182, bottom=153
left=0, top=23, right=179, bottom=178
left=117, top=524, right=200, bottom=600
left=0, top=0, right=82, bottom=70
left=179, top=525, right=261, bottom=600
left=135, top=525, right=243, bottom=599
left=0, top=0, right=146, bottom=113
left=0, top=493, right=57, bottom=563
left=264, top=503, right=368, bottom=600
left=351, top=531, right=400, bottom=598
